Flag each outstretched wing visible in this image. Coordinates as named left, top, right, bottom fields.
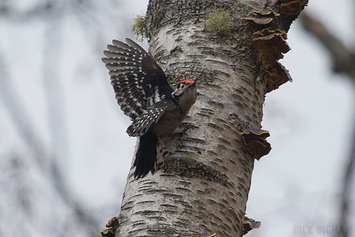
left=102, top=38, right=173, bottom=121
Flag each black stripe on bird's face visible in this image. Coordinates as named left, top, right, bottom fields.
left=172, top=80, right=196, bottom=102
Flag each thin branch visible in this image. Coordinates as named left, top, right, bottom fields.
left=300, top=13, right=355, bottom=80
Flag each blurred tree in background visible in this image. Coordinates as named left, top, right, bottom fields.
left=300, top=10, right=354, bottom=237
left=0, top=0, right=129, bottom=236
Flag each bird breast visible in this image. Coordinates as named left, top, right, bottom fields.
left=151, top=102, right=185, bottom=137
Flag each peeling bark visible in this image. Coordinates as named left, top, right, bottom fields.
left=115, top=0, right=298, bottom=236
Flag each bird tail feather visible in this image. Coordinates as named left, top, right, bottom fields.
left=134, top=132, right=158, bottom=178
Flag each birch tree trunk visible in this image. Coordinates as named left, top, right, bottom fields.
left=115, top=0, right=304, bottom=236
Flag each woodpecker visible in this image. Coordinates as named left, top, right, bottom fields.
left=102, top=38, right=197, bottom=178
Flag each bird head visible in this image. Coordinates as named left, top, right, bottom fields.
left=173, top=79, right=196, bottom=96
left=172, top=79, right=197, bottom=111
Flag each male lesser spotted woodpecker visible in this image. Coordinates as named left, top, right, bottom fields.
left=102, top=38, right=197, bottom=178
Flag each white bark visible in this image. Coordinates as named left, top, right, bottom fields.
left=117, top=0, right=285, bottom=236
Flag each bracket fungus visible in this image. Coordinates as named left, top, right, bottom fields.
left=253, top=28, right=287, bottom=39
left=252, top=28, right=290, bottom=67
left=241, top=127, right=271, bottom=160
left=101, top=217, right=119, bottom=237
left=244, top=10, right=280, bottom=26
left=246, top=3, right=307, bottom=93
left=281, top=0, right=308, bottom=16
left=265, top=61, right=292, bottom=92
left=251, top=28, right=292, bottom=92
left=254, top=9, right=280, bottom=18
left=243, top=4, right=307, bottom=93
left=243, top=216, right=261, bottom=235
left=244, top=16, right=274, bottom=25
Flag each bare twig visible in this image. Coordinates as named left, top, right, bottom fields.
left=300, top=13, right=355, bottom=80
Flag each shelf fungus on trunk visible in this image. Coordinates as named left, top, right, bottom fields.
left=281, top=0, right=308, bottom=16
left=251, top=28, right=292, bottom=92
left=279, top=0, right=309, bottom=31
left=242, top=216, right=261, bottom=235
left=252, top=29, right=290, bottom=66
left=240, top=127, right=271, bottom=160
left=243, top=7, right=294, bottom=93
left=100, top=217, right=118, bottom=237
left=264, top=61, right=292, bottom=92
left=243, top=2, right=307, bottom=93
left=243, top=10, right=280, bottom=26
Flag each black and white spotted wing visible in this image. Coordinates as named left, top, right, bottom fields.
left=126, top=100, right=169, bottom=137
left=102, top=38, right=173, bottom=122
